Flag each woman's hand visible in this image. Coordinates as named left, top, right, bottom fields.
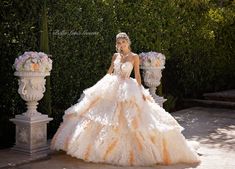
left=142, top=94, right=147, bottom=101
left=64, top=113, right=77, bottom=120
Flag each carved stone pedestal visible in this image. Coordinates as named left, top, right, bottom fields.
left=10, top=114, right=52, bottom=156
left=12, top=52, right=53, bottom=157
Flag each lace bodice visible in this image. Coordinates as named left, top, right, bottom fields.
left=113, top=54, right=133, bottom=78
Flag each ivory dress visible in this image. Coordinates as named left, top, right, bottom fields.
left=51, top=54, right=200, bottom=166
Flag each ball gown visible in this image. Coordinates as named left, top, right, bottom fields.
left=50, top=53, right=200, bottom=166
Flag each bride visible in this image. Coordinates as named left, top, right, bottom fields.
left=50, top=32, right=201, bottom=166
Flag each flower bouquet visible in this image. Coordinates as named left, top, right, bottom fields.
left=139, top=51, right=165, bottom=68
left=13, top=51, right=52, bottom=73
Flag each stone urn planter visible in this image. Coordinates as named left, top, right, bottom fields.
left=139, top=52, right=167, bottom=107
left=14, top=71, right=49, bottom=117
left=10, top=51, right=53, bottom=157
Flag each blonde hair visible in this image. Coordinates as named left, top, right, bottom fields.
left=116, top=32, right=131, bottom=45
left=116, top=32, right=131, bottom=52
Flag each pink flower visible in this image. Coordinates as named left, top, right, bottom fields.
left=13, top=51, right=52, bottom=72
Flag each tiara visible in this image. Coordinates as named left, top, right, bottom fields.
left=116, top=32, right=131, bottom=44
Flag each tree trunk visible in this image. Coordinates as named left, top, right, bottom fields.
left=39, top=0, right=52, bottom=116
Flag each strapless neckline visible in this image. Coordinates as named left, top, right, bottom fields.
left=120, top=61, right=133, bottom=67
left=113, top=56, right=134, bottom=78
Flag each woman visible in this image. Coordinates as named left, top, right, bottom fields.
left=51, top=32, right=201, bottom=166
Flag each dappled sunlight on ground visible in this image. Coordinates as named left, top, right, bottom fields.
left=173, top=107, right=235, bottom=152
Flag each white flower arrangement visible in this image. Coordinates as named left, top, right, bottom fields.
left=139, top=51, right=165, bottom=68
left=13, top=51, right=52, bottom=73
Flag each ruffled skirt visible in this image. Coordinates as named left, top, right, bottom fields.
left=50, top=74, right=200, bottom=166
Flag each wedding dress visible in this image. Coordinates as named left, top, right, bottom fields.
left=50, top=53, right=200, bottom=166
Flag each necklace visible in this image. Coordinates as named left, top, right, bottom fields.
left=120, top=51, right=131, bottom=60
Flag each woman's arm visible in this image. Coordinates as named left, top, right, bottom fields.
left=107, top=54, right=116, bottom=74
left=134, top=55, right=142, bottom=86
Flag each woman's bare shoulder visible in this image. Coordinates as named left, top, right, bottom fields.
left=112, top=53, right=119, bottom=60
left=131, top=52, right=139, bottom=57
left=130, top=52, right=139, bottom=60
left=113, top=52, right=119, bottom=56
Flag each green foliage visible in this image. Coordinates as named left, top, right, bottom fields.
left=48, top=0, right=118, bottom=109
left=163, top=94, right=178, bottom=112
left=0, top=0, right=41, bottom=148
left=0, top=0, right=235, bottom=148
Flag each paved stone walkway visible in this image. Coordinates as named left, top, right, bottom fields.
left=1, top=107, right=235, bottom=169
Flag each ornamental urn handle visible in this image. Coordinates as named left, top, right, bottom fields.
left=18, top=79, right=27, bottom=95
left=42, top=85, right=46, bottom=93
